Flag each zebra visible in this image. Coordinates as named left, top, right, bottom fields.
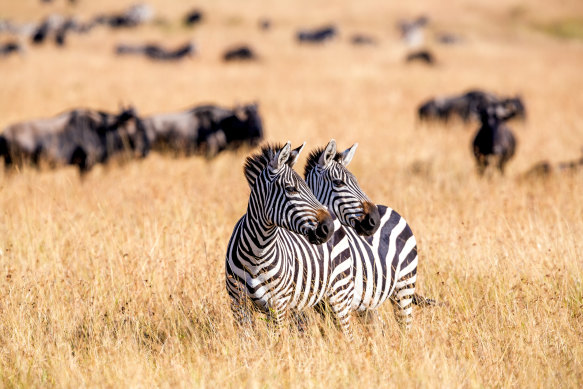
left=225, top=142, right=355, bottom=337
left=305, top=139, right=435, bottom=329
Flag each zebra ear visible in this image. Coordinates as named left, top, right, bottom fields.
left=318, top=139, right=337, bottom=167
left=287, top=142, right=306, bottom=168
left=340, top=143, right=358, bottom=166
left=270, top=141, right=292, bottom=171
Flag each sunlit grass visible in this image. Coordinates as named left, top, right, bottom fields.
left=1, top=0, right=583, bottom=387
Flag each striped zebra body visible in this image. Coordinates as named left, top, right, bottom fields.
left=305, top=140, right=420, bottom=328
left=345, top=206, right=418, bottom=322
left=225, top=216, right=354, bottom=330
left=225, top=142, right=355, bottom=336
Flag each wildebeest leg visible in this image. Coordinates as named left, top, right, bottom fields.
left=70, top=146, right=89, bottom=175
left=0, top=136, right=11, bottom=169
left=476, top=157, right=487, bottom=176
left=497, top=155, right=510, bottom=175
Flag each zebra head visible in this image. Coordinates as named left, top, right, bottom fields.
left=304, top=139, right=380, bottom=236
left=244, top=142, right=334, bottom=245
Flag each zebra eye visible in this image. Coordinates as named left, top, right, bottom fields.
left=333, top=179, right=345, bottom=187
left=285, top=185, right=298, bottom=194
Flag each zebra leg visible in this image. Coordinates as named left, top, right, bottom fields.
left=356, top=309, right=386, bottom=336
left=326, top=280, right=355, bottom=340
left=356, top=309, right=385, bottom=326
left=230, top=296, right=254, bottom=327
left=266, top=307, right=288, bottom=330
left=329, top=301, right=353, bottom=340
left=227, top=277, right=254, bottom=328
left=391, top=274, right=416, bottom=330
left=290, top=310, right=310, bottom=332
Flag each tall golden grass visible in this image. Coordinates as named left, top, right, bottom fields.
left=1, top=0, right=582, bottom=387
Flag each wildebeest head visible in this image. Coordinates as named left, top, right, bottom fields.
left=223, top=103, right=264, bottom=145
left=478, top=101, right=518, bottom=128
left=103, top=106, right=150, bottom=158
left=500, top=96, right=526, bottom=120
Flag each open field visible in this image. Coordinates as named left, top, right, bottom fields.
left=1, top=0, right=583, bottom=387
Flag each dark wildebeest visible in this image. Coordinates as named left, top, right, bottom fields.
left=54, top=18, right=96, bottom=46
left=258, top=18, right=271, bottom=31
left=35, top=107, right=150, bottom=174
left=435, top=33, right=463, bottom=45
left=93, top=3, right=153, bottom=28
left=521, top=151, right=583, bottom=179
left=350, top=34, right=377, bottom=46
left=143, top=103, right=263, bottom=158
left=418, top=89, right=526, bottom=123
left=472, top=103, right=518, bottom=175
left=223, top=45, right=257, bottom=61
left=1, top=107, right=149, bottom=174
left=184, top=9, right=203, bottom=26
left=297, top=25, right=337, bottom=43
left=116, top=41, right=196, bottom=61
left=31, top=15, right=64, bottom=44
left=1, top=110, right=73, bottom=168
left=31, top=15, right=95, bottom=46
left=406, top=49, right=435, bottom=65
left=397, top=16, right=429, bottom=47
left=0, top=41, right=23, bottom=57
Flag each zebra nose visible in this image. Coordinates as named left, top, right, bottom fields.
left=315, top=217, right=333, bottom=242
left=355, top=202, right=380, bottom=236
left=365, top=214, right=377, bottom=228
left=308, top=209, right=333, bottom=244
left=317, top=222, right=329, bottom=238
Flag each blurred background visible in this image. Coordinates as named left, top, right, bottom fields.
left=0, top=1, right=582, bottom=387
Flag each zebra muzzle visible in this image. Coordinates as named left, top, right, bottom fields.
left=354, top=201, right=380, bottom=236
left=307, top=209, right=334, bottom=244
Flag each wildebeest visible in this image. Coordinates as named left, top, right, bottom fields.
left=397, top=16, right=429, bottom=47
left=1, top=107, right=149, bottom=174
left=350, top=34, right=377, bottom=45
left=184, top=9, right=203, bottom=26
left=143, top=103, right=263, bottom=158
left=258, top=18, right=271, bottom=31
left=223, top=45, right=257, bottom=61
left=296, top=25, right=337, bottom=43
left=418, top=89, right=526, bottom=123
left=521, top=152, right=583, bottom=179
left=30, top=15, right=95, bottom=46
left=94, top=3, right=154, bottom=28
left=435, top=32, right=463, bottom=45
left=472, top=103, right=518, bottom=175
left=31, top=15, right=64, bottom=44
left=406, top=49, right=435, bottom=65
left=0, top=41, right=23, bottom=57
left=53, top=17, right=95, bottom=46
left=116, top=41, right=196, bottom=61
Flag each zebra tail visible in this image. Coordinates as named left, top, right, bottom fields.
left=411, top=293, right=443, bottom=307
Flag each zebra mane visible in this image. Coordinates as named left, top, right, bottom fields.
left=244, top=143, right=285, bottom=186
left=303, top=147, right=343, bottom=178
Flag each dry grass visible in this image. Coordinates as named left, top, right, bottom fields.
left=1, top=0, right=583, bottom=387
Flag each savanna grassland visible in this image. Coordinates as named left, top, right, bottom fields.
left=1, top=0, right=583, bottom=387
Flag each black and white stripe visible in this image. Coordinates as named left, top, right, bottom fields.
left=305, top=140, right=423, bottom=329
left=225, top=142, right=355, bottom=337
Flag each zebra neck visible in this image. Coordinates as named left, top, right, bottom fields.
left=242, top=205, right=278, bottom=259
